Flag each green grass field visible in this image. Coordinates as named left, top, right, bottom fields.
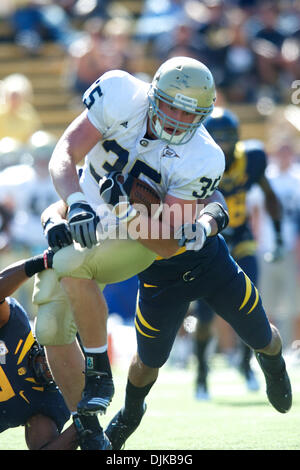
left=1, top=352, right=300, bottom=451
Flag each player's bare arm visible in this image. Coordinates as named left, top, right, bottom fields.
left=258, top=174, right=282, bottom=221
left=49, top=110, right=102, bottom=202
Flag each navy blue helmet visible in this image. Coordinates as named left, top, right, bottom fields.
left=204, top=107, right=240, bottom=146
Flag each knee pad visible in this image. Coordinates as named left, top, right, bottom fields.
left=33, top=270, right=77, bottom=346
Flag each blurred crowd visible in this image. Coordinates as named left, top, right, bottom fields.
left=0, top=0, right=299, bottom=357
left=0, top=0, right=299, bottom=103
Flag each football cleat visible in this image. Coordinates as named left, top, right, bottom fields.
left=105, top=404, right=147, bottom=450
left=255, top=352, right=292, bottom=413
left=73, top=414, right=112, bottom=450
left=77, top=372, right=115, bottom=416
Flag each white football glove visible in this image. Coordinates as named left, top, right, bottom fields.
left=175, top=221, right=208, bottom=251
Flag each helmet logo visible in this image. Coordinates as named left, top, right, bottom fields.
left=173, top=93, right=197, bottom=112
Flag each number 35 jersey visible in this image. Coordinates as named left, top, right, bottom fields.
left=79, top=70, right=225, bottom=210
left=219, top=139, right=267, bottom=258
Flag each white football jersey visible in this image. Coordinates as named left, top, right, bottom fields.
left=79, top=70, right=225, bottom=213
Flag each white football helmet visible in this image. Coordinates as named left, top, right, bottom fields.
left=148, top=56, right=216, bottom=145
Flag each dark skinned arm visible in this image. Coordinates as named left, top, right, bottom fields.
left=25, top=415, right=78, bottom=450
left=258, top=175, right=283, bottom=261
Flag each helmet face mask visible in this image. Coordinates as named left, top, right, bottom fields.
left=148, top=57, right=216, bottom=145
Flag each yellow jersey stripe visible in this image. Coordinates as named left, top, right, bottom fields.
left=17, top=331, right=35, bottom=365
left=14, top=339, right=23, bottom=355
left=247, top=287, right=259, bottom=314
left=143, top=283, right=158, bottom=288
left=134, top=319, right=156, bottom=338
left=232, top=240, right=257, bottom=260
left=136, top=304, right=160, bottom=332
left=239, top=273, right=252, bottom=310
left=0, top=366, right=15, bottom=401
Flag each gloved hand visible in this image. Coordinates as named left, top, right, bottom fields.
left=43, top=219, right=73, bottom=253
left=175, top=221, right=208, bottom=251
left=99, top=172, right=136, bottom=221
left=67, top=193, right=99, bottom=249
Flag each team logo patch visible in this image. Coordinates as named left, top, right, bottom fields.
left=161, top=146, right=180, bottom=159
left=86, top=357, right=94, bottom=370
left=18, top=367, right=27, bottom=376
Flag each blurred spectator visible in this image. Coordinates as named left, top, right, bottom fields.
left=0, top=137, right=29, bottom=171
left=248, top=141, right=300, bottom=349
left=66, top=17, right=106, bottom=95
left=220, top=20, right=257, bottom=102
left=153, top=20, right=205, bottom=61
left=0, top=202, right=13, bottom=253
left=135, top=0, right=186, bottom=41
left=67, top=16, right=142, bottom=96
left=0, top=74, right=41, bottom=143
left=0, top=130, right=59, bottom=253
left=251, top=2, right=295, bottom=101
left=9, top=0, right=82, bottom=54
left=64, top=0, right=109, bottom=20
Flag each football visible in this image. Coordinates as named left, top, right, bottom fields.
left=129, top=177, right=162, bottom=218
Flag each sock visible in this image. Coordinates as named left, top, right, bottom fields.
left=195, top=337, right=211, bottom=383
left=122, top=379, right=155, bottom=422
left=84, top=349, right=112, bottom=378
left=240, top=342, right=252, bottom=369
left=257, top=349, right=285, bottom=375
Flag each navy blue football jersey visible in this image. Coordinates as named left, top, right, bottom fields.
left=0, top=298, right=69, bottom=433
left=218, top=139, right=267, bottom=258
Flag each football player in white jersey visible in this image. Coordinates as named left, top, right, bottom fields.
left=33, top=57, right=291, bottom=449
left=33, top=56, right=225, bottom=449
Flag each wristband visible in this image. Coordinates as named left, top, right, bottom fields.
left=67, top=192, right=87, bottom=207
left=199, top=202, right=229, bottom=234
left=24, top=251, right=50, bottom=278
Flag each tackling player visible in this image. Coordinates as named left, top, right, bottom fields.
left=0, top=251, right=78, bottom=450
left=193, top=107, right=283, bottom=399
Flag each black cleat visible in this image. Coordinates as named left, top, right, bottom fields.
left=105, top=404, right=147, bottom=450
left=73, top=414, right=112, bottom=450
left=255, top=352, right=292, bottom=413
left=77, top=373, right=115, bottom=416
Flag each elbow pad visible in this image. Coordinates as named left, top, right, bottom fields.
left=199, top=202, right=229, bottom=234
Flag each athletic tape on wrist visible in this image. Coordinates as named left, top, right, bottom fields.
left=67, top=192, right=88, bottom=207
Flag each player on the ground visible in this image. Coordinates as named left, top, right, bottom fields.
left=192, top=107, right=283, bottom=399
left=0, top=251, right=78, bottom=450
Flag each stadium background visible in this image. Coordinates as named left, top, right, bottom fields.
left=0, top=0, right=300, bottom=450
